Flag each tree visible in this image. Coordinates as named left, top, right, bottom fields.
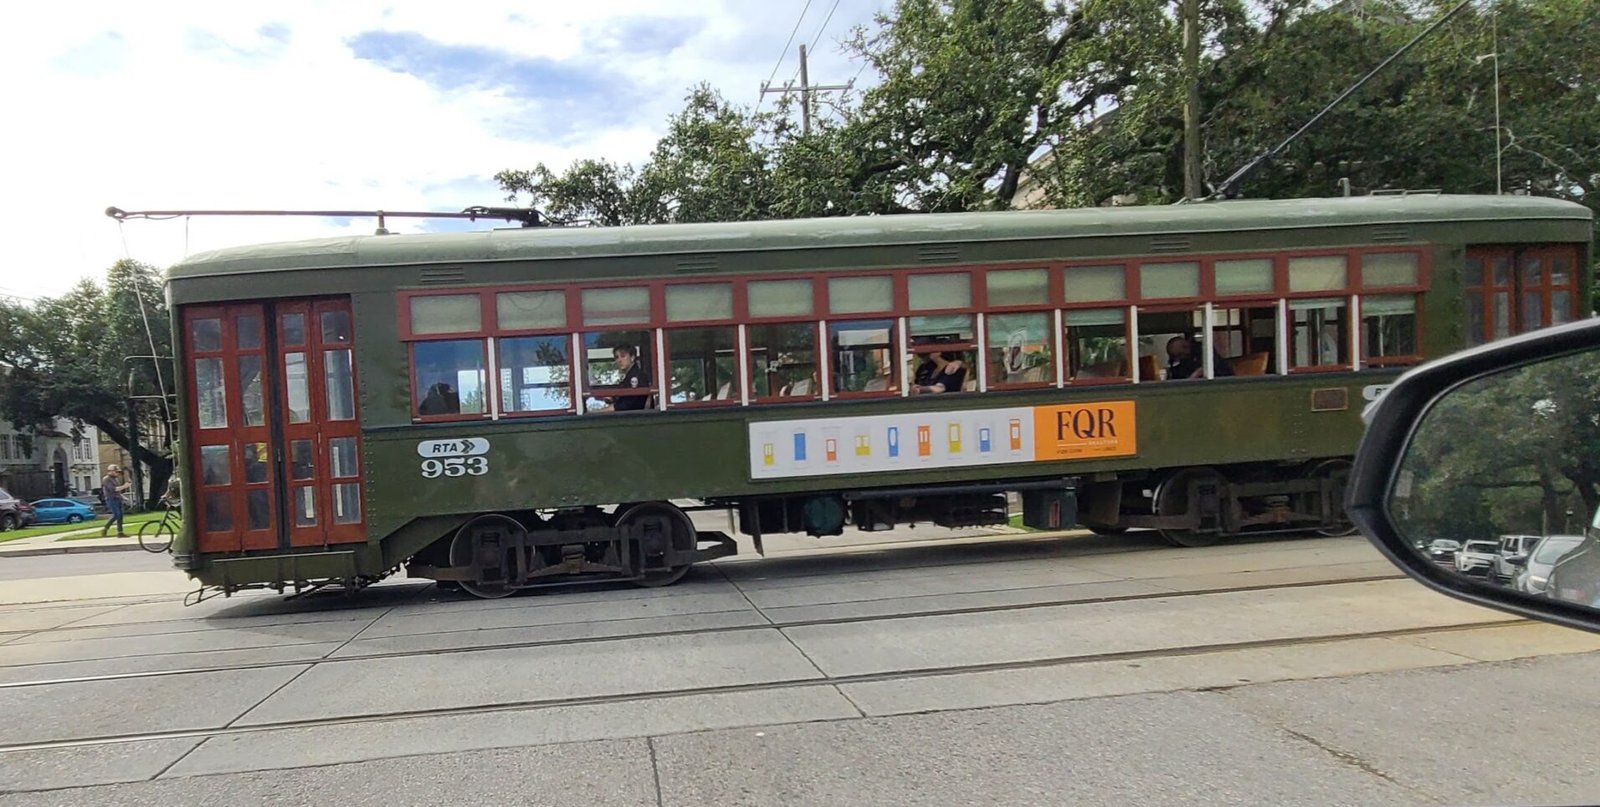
left=0, top=260, right=175, bottom=506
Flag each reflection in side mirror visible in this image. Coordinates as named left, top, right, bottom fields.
left=1386, top=348, right=1600, bottom=611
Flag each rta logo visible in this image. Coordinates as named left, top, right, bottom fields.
left=1057, top=407, right=1119, bottom=441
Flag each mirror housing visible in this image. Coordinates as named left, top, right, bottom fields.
left=1505, top=554, right=1529, bottom=567
left=1348, top=317, right=1600, bottom=634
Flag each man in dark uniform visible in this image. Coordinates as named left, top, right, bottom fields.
left=606, top=345, right=651, bottom=411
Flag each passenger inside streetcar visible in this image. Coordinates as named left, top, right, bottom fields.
left=418, top=381, right=461, bottom=415
left=912, top=351, right=968, bottom=394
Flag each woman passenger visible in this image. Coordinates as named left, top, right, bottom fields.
left=912, top=351, right=967, bottom=394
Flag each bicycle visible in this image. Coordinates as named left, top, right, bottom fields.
left=139, top=499, right=181, bottom=553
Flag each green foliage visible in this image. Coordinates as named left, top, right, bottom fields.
left=1397, top=350, right=1600, bottom=541
left=0, top=260, right=174, bottom=505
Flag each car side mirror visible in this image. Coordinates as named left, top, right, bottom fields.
left=1348, top=317, right=1600, bottom=633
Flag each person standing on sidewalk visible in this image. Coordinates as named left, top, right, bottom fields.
left=99, top=465, right=131, bottom=537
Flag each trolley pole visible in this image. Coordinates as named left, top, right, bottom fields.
left=1181, top=0, right=1204, bottom=200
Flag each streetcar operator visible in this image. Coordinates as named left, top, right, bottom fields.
left=596, top=345, right=651, bottom=411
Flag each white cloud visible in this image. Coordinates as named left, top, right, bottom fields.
left=0, top=0, right=886, bottom=300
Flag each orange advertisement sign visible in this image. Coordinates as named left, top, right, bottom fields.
left=1031, top=401, right=1137, bottom=461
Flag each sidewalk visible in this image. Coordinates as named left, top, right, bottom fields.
left=0, top=525, right=147, bottom=558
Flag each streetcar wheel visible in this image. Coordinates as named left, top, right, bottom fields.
left=1153, top=467, right=1226, bottom=548
left=448, top=514, right=527, bottom=600
left=1308, top=459, right=1358, bottom=537
left=615, top=502, right=696, bottom=588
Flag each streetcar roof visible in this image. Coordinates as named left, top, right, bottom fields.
left=168, top=194, right=1592, bottom=280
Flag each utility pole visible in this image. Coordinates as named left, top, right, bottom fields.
left=760, top=44, right=853, bottom=136
left=1181, top=0, right=1204, bottom=200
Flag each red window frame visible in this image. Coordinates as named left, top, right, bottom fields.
left=1358, top=292, right=1426, bottom=368
left=1062, top=305, right=1133, bottom=386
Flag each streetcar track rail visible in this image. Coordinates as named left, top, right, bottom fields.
left=0, top=573, right=1407, bottom=690
left=0, top=618, right=1522, bottom=756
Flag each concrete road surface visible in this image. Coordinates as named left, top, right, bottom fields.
left=0, top=527, right=1596, bottom=805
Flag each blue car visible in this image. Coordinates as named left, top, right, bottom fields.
left=28, top=498, right=98, bottom=525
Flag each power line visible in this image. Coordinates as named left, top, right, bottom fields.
left=756, top=0, right=816, bottom=113
left=808, top=0, right=844, bottom=52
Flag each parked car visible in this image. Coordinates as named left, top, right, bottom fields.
left=1492, top=534, right=1543, bottom=582
left=0, top=487, right=36, bottom=531
left=28, top=497, right=99, bottom=525
left=1454, top=540, right=1499, bottom=577
left=1512, top=534, right=1585, bottom=596
left=1425, top=539, right=1461, bottom=564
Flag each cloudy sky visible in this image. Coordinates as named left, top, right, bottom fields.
left=1, top=0, right=887, bottom=301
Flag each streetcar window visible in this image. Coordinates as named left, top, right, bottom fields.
left=909, top=314, right=974, bottom=392
left=324, top=349, right=356, bottom=421
left=409, top=294, right=481, bottom=335
left=204, top=492, right=233, bottom=532
left=200, top=445, right=231, bottom=486
left=284, top=353, right=311, bottom=423
left=1140, top=262, right=1200, bottom=300
left=293, top=487, right=316, bottom=527
left=498, top=335, right=573, bottom=414
left=748, top=323, right=818, bottom=399
left=332, top=484, right=362, bottom=525
left=987, top=312, right=1054, bottom=386
left=667, top=327, right=738, bottom=405
left=583, top=330, right=655, bottom=412
left=1362, top=295, right=1418, bottom=363
left=1290, top=298, right=1350, bottom=368
left=1064, top=265, right=1125, bottom=303
left=1212, top=305, right=1277, bottom=376
left=1288, top=256, right=1348, bottom=293
left=666, top=283, right=734, bottom=322
left=828, top=276, right=893, bottom=315
left=190, top=318, right=222, bottom=352
left=236, top=314, right=262, bottom=350
left=321, top=310, right=352, bottom=344
left=908, top=273, right=971, bottom=311
left=246, top=490, right=270, bottom=531
left=496, top=290, right=567, bottom=331
left=281, top=313, right=307, bottom=347
left=747, top=279, right=814, bottom=318
left=239, top=356, right=265, bottom=427
left=329, top=438, right=359, bottom=478
left=1137, top=309, right=1204, bottom=380
left=194, top=358, right=228, bottom=429
left=413, top=340, right=486, bottom=417
left=1360, top=253, right=1419, bottom=288
left=829, top=319, right=898, bottom=394
left=582, top=287, right=650, bottom=327
left=290, top=440, right=314, bottom=480
left=986, top=269, right=1049, bottom=308
left=1065, top=309, right=1128, bottom=381
left=1215, top=259, right=1274, bottom=296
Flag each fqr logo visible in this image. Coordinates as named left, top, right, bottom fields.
left=1033, top=401, right=1137, bottom=460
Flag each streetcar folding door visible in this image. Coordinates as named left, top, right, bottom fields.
left=184, top=298, right=366, bottom=553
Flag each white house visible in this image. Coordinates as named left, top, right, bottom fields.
left=0, top=418, right=102, bottom=500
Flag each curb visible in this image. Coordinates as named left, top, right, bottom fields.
left=0, top=542, right=150, bottom=559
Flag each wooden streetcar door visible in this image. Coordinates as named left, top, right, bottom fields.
left=275, top=299, right=366, bottom=547
left=186, top=305, right=278, bottom=553
left=185, top=296, right=365, bottom=552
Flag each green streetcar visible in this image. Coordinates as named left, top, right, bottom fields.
left=161, top=193, right=1593, bottom=599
